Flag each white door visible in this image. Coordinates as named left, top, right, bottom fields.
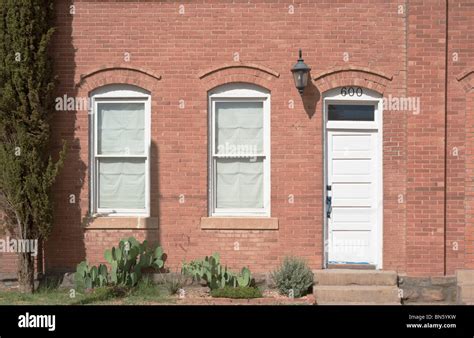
left=323, top=89, right=383, bottom=267
left=327, top=130, right=379, bottom=265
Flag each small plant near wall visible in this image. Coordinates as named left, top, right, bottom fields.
left=156, top=272, right=188, bottom=295
left=74, top=237, right=166, bottom=289
left=211, top=286, right=262, bottom=299
left=272, top=256, right=314, bottom=298
left=181, top=253, right=253, bottom=290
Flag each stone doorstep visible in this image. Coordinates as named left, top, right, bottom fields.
left=313, top=269, right=398, bottom=286
left=314, top=285, right=400, bottom=304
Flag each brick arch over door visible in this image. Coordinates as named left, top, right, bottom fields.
left=312, top=66, right=394, bottom=94
left=457, top=69, right=474, bottom=269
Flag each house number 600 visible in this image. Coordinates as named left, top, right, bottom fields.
left=340, top=87, right=363, bottom=97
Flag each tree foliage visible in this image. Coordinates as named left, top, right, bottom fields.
left=0, top=0, right=66, bottom=292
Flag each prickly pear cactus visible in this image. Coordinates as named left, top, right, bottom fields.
left=237, top=267, right=251, bottom=287
left=75, top=237, right=166, bottom=289
left=74, top=261, right=109, bottom=289
left=181, top=253, right=253, bottom=290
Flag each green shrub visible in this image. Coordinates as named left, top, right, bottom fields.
left=157, top=273, right=187, bottom=295
left=182, top=253, right=252, bottom=290
left=272, top=257, right=314, bottom=298
left=130, top=277, right=161, bottom=298
left=134, top=276, right=155, bottom=293
left=73, top=286, right=128, bottom=305
left=211, top=286, right=262, bottom=299
left=37, top=276, right=62, bottom=293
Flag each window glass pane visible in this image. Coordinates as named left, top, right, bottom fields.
left=215, top=102, right=263, bottom=155
left=98, top=102, right=145, bottom=155
left=216, top=158, right=263, bottom=209
left=328, top=105, right=375, bottom=121
left=98, top=158, right=145, bottom=209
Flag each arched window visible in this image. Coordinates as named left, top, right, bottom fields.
left=90, top=85, right=151, bottom=216
left=208, top=83, right=271, bottom=216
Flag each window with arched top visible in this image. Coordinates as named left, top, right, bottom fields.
left=89, top=84, right=151, bottom=216
left=208, top=83, right=271, bottom=217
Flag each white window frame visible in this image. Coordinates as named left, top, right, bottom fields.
left=208, top=83, right=271, bottom=217
left=89, top=85, right=151, bottom=217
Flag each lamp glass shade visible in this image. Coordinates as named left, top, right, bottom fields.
left=292, top=70, right=309, bottom=93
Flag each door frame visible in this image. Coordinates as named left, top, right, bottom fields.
left=322, top=87, right=384, bottom=269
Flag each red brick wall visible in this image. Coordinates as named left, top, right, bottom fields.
left=0, top=253, right=17, bottom=276
left=405, top=0, right=447, bottom=276
left=466, top=91, right=474, bottom=269
left=2, top=0, right=472, bottom=278
left=0, top=214, right=17, bottom=275
left=447, top=1, right=474, bottom=274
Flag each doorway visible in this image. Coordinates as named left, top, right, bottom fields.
left=323, top=87, right=383, bottom=269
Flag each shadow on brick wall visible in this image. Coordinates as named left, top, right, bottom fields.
left=301, top=77, right=320, bottom=119
left=42, top=2, right=87, bottom=275
left=146, top=140, right=163, bottom=258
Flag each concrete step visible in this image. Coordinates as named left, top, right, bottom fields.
left=404, top=302, right=456, bottom=306
left=314, top=285, right=401, bottom=304
left=317, top=302, right=401, bottom=305
left=314, top=269, right=398, bottom=286
left=456, top=270, right=474, bottom=285
left=457, top=285, right=474, bottom=304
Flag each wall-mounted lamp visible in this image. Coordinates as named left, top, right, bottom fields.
left=291, top=49, right=311, bottom=95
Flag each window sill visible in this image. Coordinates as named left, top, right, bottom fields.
left=82, top=216, right=158, bottom=229
left=200, top=217, right=278, bottom=230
